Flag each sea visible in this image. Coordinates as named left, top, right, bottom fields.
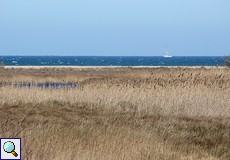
left=0, top=56, right=225, bottom=66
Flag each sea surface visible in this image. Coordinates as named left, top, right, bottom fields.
left=0, top=56, right=224, bottom=66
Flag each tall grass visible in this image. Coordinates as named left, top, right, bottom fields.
left=0, top=67, right=230, bottom=159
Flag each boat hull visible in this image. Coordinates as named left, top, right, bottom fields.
left=163, top=55, right=172, bottom=57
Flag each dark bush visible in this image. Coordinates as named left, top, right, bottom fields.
left=222, top=54, right=230, bottom=67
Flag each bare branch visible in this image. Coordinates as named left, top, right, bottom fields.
left=10, top=103, right=38, bottom=138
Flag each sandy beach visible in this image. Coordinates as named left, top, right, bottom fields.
left=3, top=65, right=223, bottom=69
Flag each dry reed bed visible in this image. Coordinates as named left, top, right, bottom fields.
left=1, top=67, right=230, bottom=117
left=1, top=84, right=230, bottom=117
left=1, top=101, right=226, bottom=159
left=0, top=67, right=230, bottom=159
left=1, top=67, right=230, bottom=86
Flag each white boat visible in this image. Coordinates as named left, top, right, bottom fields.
left=163, top=47, right=172, bottom=57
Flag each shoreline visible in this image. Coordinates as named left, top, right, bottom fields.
left=3, top=66, right=225, bottom=69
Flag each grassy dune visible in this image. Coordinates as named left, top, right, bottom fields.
left=0, top=67, right=230, bottom=159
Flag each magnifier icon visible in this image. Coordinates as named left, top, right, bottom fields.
left=3, top=141, right=18, bottom=157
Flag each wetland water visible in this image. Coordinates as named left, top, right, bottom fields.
left=1, top=83, right=78, bottom=89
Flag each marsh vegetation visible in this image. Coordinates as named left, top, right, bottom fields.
left=0, top=67, right=230, bottom=159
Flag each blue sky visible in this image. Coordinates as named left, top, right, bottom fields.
left=0, top=0, right=229, bottom=56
